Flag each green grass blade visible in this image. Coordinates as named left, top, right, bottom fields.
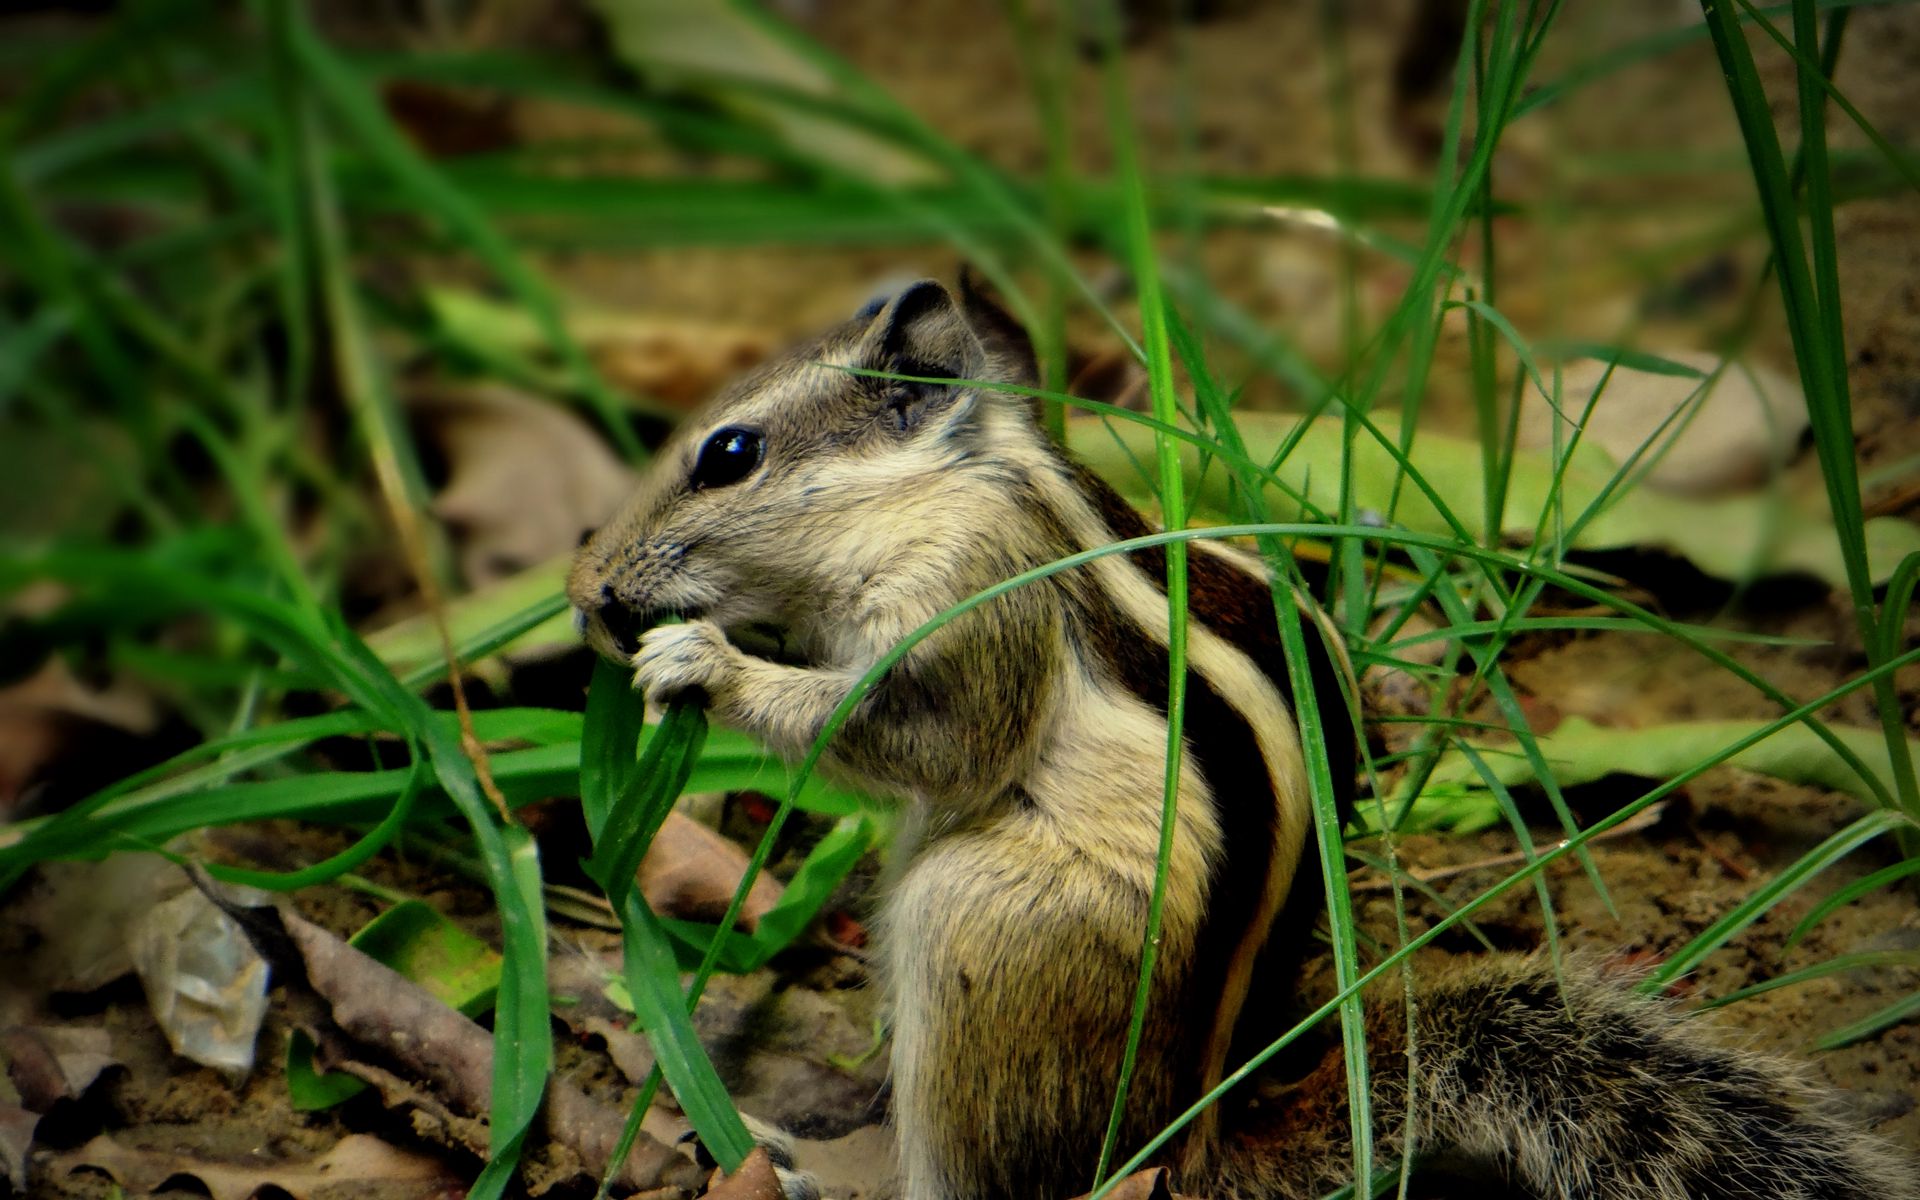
left=202, top=757, right=426, bottom=891
left=578, top=659, right=752, bottom=1175
left=2, top=743, right=583, bottom=862
left=1458, top=742, right=1568, bottom=966
left=0, top=0, right=210, bottom=142
left=1088, top=641, right=1920, bottom=1197
left=1785, top=856, right=1920, bottom=948
left=330, top=623, right=554, bottom=1184
left=275, top=8, right=641, bottom=459
left=1089, top=0, right=1204, bottom=1182
left=1407, top=543, right=1613, bottom=908
left=1169, top=314, right=1377, bottom=1195
left=1640, top=808, right=1909, bottom=994
left=1874, top=551, right=1919, bottom=665
left=1700, top=0, right=1919, bottom=819
left=582, top=657, right=642, bottom=831
left=1733, top=0, right=1920, bottom=192
left=586, top=703, right=709, bottom=913
left=615, top=893, right=753, bottom=1168
left=1814, top=987, right=1920, bottom=1050
left=1698, top=950, right=1920, bottom=1011
left=659, top=813, right=877, bottom=974
left=745, top=814, right=873, bottom=953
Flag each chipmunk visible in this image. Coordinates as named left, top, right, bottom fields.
left=569, top=279, right=1913, bottom=1200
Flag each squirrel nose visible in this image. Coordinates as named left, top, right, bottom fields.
left=595, top=587, right=642, bottom=659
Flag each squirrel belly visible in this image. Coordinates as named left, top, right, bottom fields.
left=569, top=278, right=1913, bottom=1200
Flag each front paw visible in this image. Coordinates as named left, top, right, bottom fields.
left=632, top=620, right=740, bottom=707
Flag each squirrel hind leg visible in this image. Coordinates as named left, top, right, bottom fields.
left=1407, top=958, right=1915, bottom=1200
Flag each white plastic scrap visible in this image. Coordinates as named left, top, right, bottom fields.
left=126, top=879, right=271, bottom=1079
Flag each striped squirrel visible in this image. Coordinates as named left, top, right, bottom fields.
left=569, top=279, right=1913, bottom=1200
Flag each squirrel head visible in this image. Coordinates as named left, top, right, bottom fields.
left=569, top=276, right=1040, bottom=660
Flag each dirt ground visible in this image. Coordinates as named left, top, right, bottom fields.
left=4, top=1, right=1920, bottom=1197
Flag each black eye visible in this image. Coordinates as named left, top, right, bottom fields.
left=689, top=427, right=764, bottom=490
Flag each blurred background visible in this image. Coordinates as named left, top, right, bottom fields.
left=3, top=1, right=1919, bottom=1195
left=5, top=0, right=1918, bottom=812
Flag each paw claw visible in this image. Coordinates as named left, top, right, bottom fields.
left=631, top=619, right=737, bottom=707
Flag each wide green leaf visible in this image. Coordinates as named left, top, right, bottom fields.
left=1075, top=413, right=1920, bottom=588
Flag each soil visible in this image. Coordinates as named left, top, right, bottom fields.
left=4, top=1, right=1919, bottom=1198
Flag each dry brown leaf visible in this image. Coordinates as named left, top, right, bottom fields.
left=1, top=1025, right=117, bottom=1111
left=0, top=657, right=160, bottom=819
left=0, top=1013, right=131, bottom=1187
left=590, top=324, right=774, bottom=410
left=424, top=287, right=773, bottom=411
left=414, top=384, right=637, bottom=587
left=639, top=811, right=785, bottom=932
left=202, top=886, right=705, bottom=1196
left=702, top=1147, right=783, bottom=1200
left=53, top=1132, right=456, bottom=1200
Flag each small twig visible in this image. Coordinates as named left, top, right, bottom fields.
left=393, top=501, right=513, bottom=823
left=1689, top=821, right=1755, bottom=881
left=304, top=100, right=511, bottom=824
left=1347, top=801, right=1668, bottom=893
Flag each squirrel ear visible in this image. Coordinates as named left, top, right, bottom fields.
left=957, top=268, right=1040, bottom=390
left=858, top=279, right=985, bottom=431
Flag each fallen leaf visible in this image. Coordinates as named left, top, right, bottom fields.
left=287, top=900, right=501, bottom=1111
left=54, top=1132, right=456, bottom=1200
left=1387, top=716, right=1920, bottom=825
left=426, top=288, right=774, bottom=410
left=640, top=811, right=785, bottom=932
left=361, top=551, right=576, bottom=683
left=205, top=890, right=705, bottom=1195
left=588, top=1, right=939, bottom=186
left=1075, top=412, right=1920, bottom=588
left=823, top=909, right=867, bottom=951
left=6, top=855, right=173, bottom=997
left=416, top=384, right=637, bottom=588
left=1, top=1025, right=117, bottom=1111
left=703, top=1147, right=782, bottom=1200
left=0, top=657, right=160, bottom=820
left=1517, top=352, right=1807, bottom=496
left=594, top=329, right=776, bottom=412
left=0, top=1026, right=118, bottom=1195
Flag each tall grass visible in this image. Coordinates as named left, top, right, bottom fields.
left=2, top=1, right=1917, bottom=1197
left=1699, top=0, right=1918, bottom=831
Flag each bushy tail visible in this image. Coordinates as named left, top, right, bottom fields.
left=1210, top=957, right=1915, bottom=1200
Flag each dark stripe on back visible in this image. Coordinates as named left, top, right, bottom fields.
left=1063, top=457, right=1358, bottom=1067
left=1067, top=458, right=1354, bottom=826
